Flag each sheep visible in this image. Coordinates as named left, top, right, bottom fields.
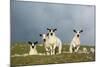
left=40, top=33, right=51, bottom=55
left=82, top=47, right=88, bottom=53
left=46, top=28, right=62, bottom=55
left=90, top=48, right=95, bottom=53
left=28, top=41, right=38, bottom=55
left=69, top=29, right=83, bottom=53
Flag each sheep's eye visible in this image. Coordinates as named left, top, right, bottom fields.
left=53, top=30, right=55, bottom=32
left=49, top=29, right=51, bottom=32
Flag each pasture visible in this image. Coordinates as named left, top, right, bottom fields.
left=11, top=43, right=95, bottom=66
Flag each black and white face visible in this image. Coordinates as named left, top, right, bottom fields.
left=40, top=34, right=47, bottom=42
left=73, top=29, right=83, bottom=37
left=28, top=41, right=38, bottom=48
left=47, top=28, right=57, bottom=36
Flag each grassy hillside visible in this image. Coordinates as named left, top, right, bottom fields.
left=11, top=43, right=95, bottom=66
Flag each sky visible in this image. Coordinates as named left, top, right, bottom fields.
left=11, top=0, right=95, bottom=45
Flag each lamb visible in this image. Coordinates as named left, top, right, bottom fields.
left=82, top=47, right=88, bottom=53
left=40, top=33, right=51, bottom=55
left=90, top=48, right=95, bottom=53
left=46, top=28, right=62, bottom=55
left=28, top=41, right=38, bottom=55
left=69, top=29, right=83, bottom=53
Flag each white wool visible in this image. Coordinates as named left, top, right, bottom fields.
left=71, top=34, right=80, bottom=46
left=69, top=31, right=81, bottom=53
left=29, top=45, right=38, bottom=55
left=48, top=35, right=57, bottom=46
left=47, top=33, right=62, bottom=55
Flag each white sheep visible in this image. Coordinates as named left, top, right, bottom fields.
left=40, top=33, right=51, bottom=55
left=46, top=28, right=62, bottom=55
left=90, top=48, right=95, bottom=53
left=28, top=41, right=38, bottom=55
left=82, top=47, right=88, bottom=53
left=69, top=29, right=83, bottom=53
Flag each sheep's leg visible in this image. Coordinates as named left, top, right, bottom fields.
left=69, top=45, right=73, bottom=53
left=52, top=49, right=55, bottom=55
left=58, top=49, right=61, bottom=54
left=52, top=45, right=56, bottom=55
left=58, top=45, right=62, bottom=54
left=75, top=45, right=80, bottom=52
left=50, top=46, right=53, bottom=55
left=45, top=48, right=50, bottom=55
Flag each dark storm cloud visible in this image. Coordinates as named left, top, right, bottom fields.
left=11, top=0, right=95, bottom=45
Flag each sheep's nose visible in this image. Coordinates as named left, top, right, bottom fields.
left=74, top=47, right=77, bottom=49
left=32, top=46, right=34, bottom=48
left=43, top=39, right=46, bottom=42
left=77, top=34, right=79, bottom=37
left=51, top=33, right=53, bottom=36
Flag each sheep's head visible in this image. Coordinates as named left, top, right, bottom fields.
left=47, top=28, right=57, bottom=36
left=73, top=29, right=83, bottom=37
left=28, top=41, right=38, bottom=48
left=40, top=34, right=48, bottom=42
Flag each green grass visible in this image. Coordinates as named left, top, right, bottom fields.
left=11, top=43, right=95, bottom=66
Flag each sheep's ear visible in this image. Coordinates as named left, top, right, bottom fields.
left=53, top=28, right=57, bottom=32
left=34, top=41, right=38, bottom=45
left=47, top=28, right=51, bottom=32
left=47, top=28, right=50, bottom=30
left=73, top=29, right=77, bottom=33
left=40, top=34, right=42, bottom=36
left=79, top=30, right=83, bottom=33
left=28, top=41, right=32, bottom=45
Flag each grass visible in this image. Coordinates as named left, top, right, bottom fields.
left=11, top=43, right=95, bottom=66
